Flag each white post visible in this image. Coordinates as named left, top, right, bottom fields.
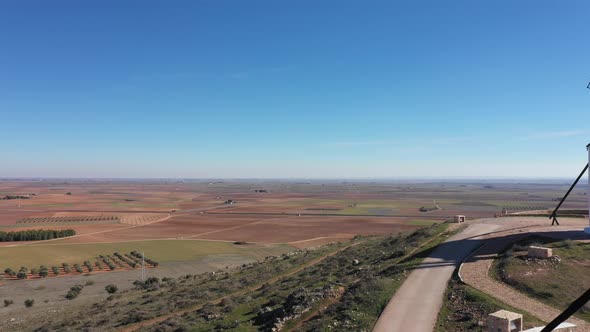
left=141, top=252, right=146, bottom=281
left=586, top=143, right=590, bottom=234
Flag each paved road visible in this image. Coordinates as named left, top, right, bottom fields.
left=373, top=223, right=499, bottom=332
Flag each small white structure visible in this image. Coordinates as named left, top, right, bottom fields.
left=454, top=215, right=466, bottom=223
left=523, top=322, right=577, bottom=332
left=488, top=310, right=523, bottom=332
left=488, top=310, right=577, bottom=332
left=527, top=246, right=553, bottom=259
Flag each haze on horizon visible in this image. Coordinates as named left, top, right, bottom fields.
left=1, top=1, right=589, bottom=179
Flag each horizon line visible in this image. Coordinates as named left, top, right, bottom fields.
left=0, top=176, right=579, bottom=181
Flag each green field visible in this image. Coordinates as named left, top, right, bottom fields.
left=264, top=198, right=439, bottom=215
left=0, top=240, right=294, bottom=271
left=408, top=219, right=440, bottom=226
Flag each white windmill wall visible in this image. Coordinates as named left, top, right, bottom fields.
left=584, top=144, right=590, bottom=234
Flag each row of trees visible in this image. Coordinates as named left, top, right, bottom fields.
left=99, top=255, right=118, bottom=270
left=130, top=251, right=159, bottom=267
left=114, top=252, right=138, bottom=268
left=3, top=252, right=159, bottom=280
left=0, top=229, right=75, bottom=242
left=5, top=265, right=64, bottom=279
left=18, top=215, right=118, bottom=223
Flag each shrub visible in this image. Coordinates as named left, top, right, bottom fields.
left=133, top=277, right=161, bottom=291
left=85, top=280, right=95, bottom=286
left=17, top=271, right=28, bottom=280
left=105, top=284, right=118, bottom=294
left=24, top=299, right=34, bottom=307
left=65, top=285, right=84, bottom=300
left=4, top=299, right=14, bottom=307
left=65, top=291, right=78, bottom=300
left=51, top=266, right=60, bottom=276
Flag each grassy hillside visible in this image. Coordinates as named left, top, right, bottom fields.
left=491, top=236, right=590, bottom=322
left=435, top=276, right=544, bottom=331
left=27, top=223, right=456, bottom=331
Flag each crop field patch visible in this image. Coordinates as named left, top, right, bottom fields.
left=0, top=239, right=293, bottom=271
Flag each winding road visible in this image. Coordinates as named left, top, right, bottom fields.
left=373, top=223, right=500, bottom=332
left=373, top=217, right=590, bottom=332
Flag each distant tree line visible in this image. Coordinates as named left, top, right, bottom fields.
left=1, top=195, right=32, bottom=200
left=0, top=229, right=76, bottom=242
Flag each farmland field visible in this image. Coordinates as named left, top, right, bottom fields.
left=0, top=239, right=292, bottom=272
left=0, top=178, right=585, bottom=331
left=1, top=179, right=585, bottom=248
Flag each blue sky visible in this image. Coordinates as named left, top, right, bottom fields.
left=1, top=1, right=589, bottom=178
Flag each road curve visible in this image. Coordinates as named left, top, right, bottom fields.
left=373, top=223, right=499, bottom=332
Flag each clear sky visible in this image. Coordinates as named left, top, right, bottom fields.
left=1, top=1, right=589, bottom=179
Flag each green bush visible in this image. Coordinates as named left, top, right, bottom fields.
left=39, top=266, right=49, bottom=278
left=4, top=299, right=14, bottom=307
left=105, top=284, right=118, bottom=294
left=74, top=264, right=84, bottom=273
left=24, top=299, right=34, bottom=308
left=65, top=285, right=84, bottom=300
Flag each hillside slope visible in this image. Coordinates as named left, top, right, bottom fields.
left=22, top=223, right=454, bottom=332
